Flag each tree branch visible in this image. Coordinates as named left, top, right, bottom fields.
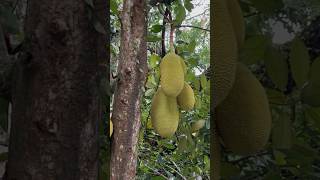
left=176, top=25, right=210, bottom=32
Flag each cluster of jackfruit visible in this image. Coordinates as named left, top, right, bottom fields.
left=213, top=0, right=272, bottom=179
left=150, top=51, right=196, bottom=138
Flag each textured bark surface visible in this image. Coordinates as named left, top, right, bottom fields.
left=5, top=0, right=107, bottom=179
left=110, top=0, right=147, bottom=179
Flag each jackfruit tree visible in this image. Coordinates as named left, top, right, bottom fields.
left=213, top=0, right=320, bottom=179
left=137, top=0, right=210, bottom=179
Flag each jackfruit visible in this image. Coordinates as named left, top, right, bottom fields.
left=213, top=127, right=221, bottom=180
left=151, top=88, right=179, bottom=138
left=160, top=52, right=185, bottom=97
left=226, top=0, right=245, bottom=48
left=110, top=120, right=113, bottom=137
left=177, top=82, right=195, bottom=110
left=191, top=120, right=206, bottom=132
left=213, top=0, right=238, bottom=108
left=216, top=63, right=271, bottom=155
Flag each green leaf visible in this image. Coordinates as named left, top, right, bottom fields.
left=151, top=176, right=166, bottom=180
left=149, top=54, right=160, bottom=68
left=273, top=150, right=287, bottom=165
left=305, top=107, right=320, bottom=129
left=173, top=3, right=186, bottom=26
left=150, top=24, right=162, bottom=33
left=239, top=35, right=269, bottom=65
left=266, top=88, right=287, bottom=105
left=301, top=57, right=320, bottom=106
left=0, top=152, right=8, bottom=162
left=200, top=74, right=207, bottom=90
left=184, top=0, right=194, bottom=11
left=145, top=88, right=155, bottom=97
left=249, top=0, right=284, bottom=14
left=265, top=47, right=288, bottom=90
left=147, top=35, right=162, bottom=42
left=289, top=38, right=310, bottom=88
left=187, top=40, right=196, bottom=53
left=272, top=111, right=292, bottom=149
left=110, top=0, right=119, bottom=15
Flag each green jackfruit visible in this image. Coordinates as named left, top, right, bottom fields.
left=213, top=0, right=238, bottom=108
left=216, top=63, right=271, bottom=155
left=151, top=88, right=179, bottom=138
left=160, top=52, right=185, bottom=97
left=226, top=0, right=245, bottom=48
left=191, top=120, right=206, bottom=132
left=177, top=82, right=195, bottom=110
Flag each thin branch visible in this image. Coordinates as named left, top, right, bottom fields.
left=176, top=25, right=210, bottom=32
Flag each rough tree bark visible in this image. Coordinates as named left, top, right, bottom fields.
left=110, top=0, right=147, bottom=179
left=4, top=0, right=107, bottom=179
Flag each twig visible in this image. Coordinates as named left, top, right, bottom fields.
left=176, top=25, right=210, bottom=32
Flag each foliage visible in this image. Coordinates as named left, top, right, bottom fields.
left=219, top=0, right=320, bottom=179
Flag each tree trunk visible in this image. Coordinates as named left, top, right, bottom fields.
left=110, top=0, right=147, bottom=179
left=5, top=0, right=107, bottom=179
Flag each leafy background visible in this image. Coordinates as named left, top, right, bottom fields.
left=218, top=0, right=320, bottom=179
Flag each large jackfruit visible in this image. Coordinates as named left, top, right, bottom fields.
left=151, top=88, right=179, bottom=138
left=216, top=63, right=271, bottom=155
left=160, top=52, right=185, bottom=97
left=213, top=0, right=238, bottom=108
left=226, top=0, right=245, bottom=48
left=177, top=82, right=195, bottom=110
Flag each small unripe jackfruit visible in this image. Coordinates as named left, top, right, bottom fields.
left=191, top=120, right=206, bottom=132
left=216, top=63, right=271, bottom=155
left=151, top=88, right=179, bottom=138
left=177, top=82, right=195, bottom=110
left=160, top=52, right=185, bottom=97
left=213, top=0, right=238, bottom=108
left=226, top=0, right=245, bottom=48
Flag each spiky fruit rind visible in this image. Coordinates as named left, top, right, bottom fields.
left=151, top=88, right=179, bottom=138
left=160, top=52, right=185, bottom=97
left=213, top=0, right=238, bottom=108
left=177, top=82, right=195, bottom=110
left=216, top=63, right=272, bottom=155
left=226, top=0, right=245, bottom=48
left=191, top=120, right=206, bottom=132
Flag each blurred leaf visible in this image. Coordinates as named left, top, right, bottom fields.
left=150, top=24, right=162, bottom=33
left=184, top=0, right=194, bottom=11
left=173, top=3, right=186, bottom=26
left=272, top=111, right=292, bottom=149
left=249, top=0, right=284, bottom=14
left=110, top=0, right=119, bottom=15
left=93, top=19, right=106, bottom=34
left=200, top=74, right=207, bottom=90
left=150, top=54, right=161, bottom=68
left=84, top=0, right=94, bottom=8
left=265, top=47, right=288, bottom=90
left=266, top=88, right=287, bottom=105
left=147, top=35, right=162, bottom=42
left=305, top=107, right=320, bottom=129
left=273, top=150, right=287, bottom=165
left=289, top=38, right=310, bottom=88
left=0, top=5, right=20, bottom=34
left=239, top=35, right=269, bottom=65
